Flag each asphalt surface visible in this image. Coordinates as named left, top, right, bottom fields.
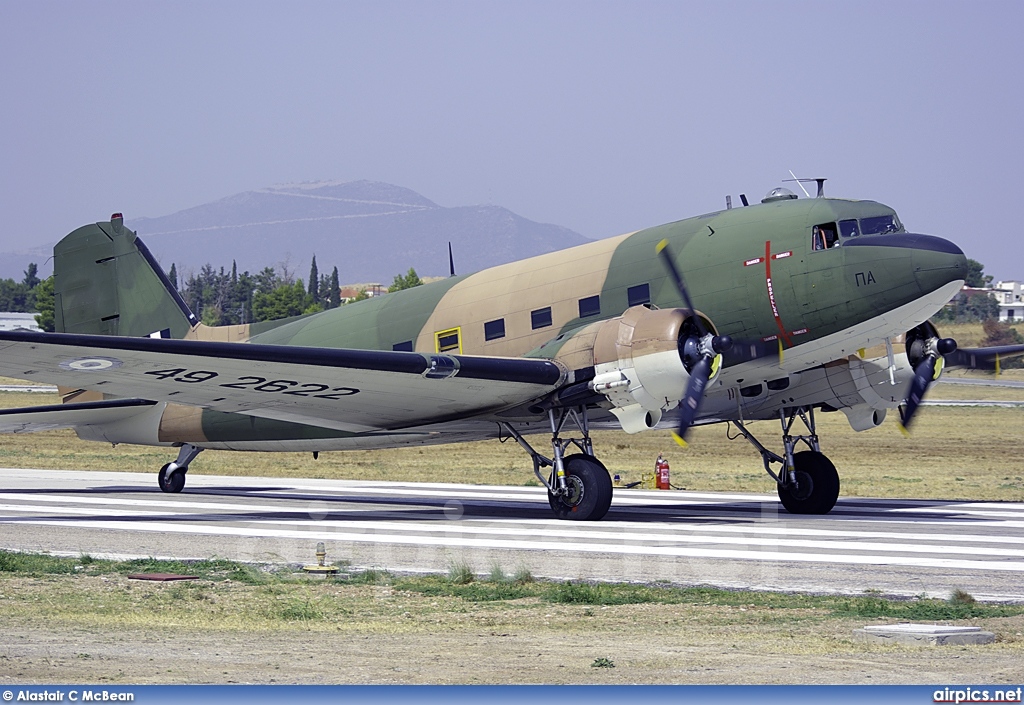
left=938, top=377, right=1024, bottom=388
left=2, top=468, right=1024, bottom=602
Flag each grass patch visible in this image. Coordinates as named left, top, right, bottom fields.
left=7, top=551, right=1022, bottom=623
left=447, top=561, right=475, bottom=585
left=2, top=549, right=1024, bottom=658
left=488, top=562, right=508, bottom=583
left=512, top=566, right=534, bottom=584
left=0, top=551, right=272, bottom=584
left=347, top=568, right=389, bottom=584
left=950, top=588, right=977, bottom=605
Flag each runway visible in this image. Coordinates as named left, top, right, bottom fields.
left=2, top=468, right=1024, bottom=602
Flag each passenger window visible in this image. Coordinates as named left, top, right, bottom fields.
left=531, top=307, right=553, bottom=330
left=484, top=318, right=505, bottom=341
left=435, top=327, right=461, bottom=353
left=578, top=295, right=600, bottom=318
left=627, top=283, right=650, bottom=307
left=812, top=223, right=840, bottom=251
left=392, top=341, right=413, bottom=352
left=839, top=219, right=860, bottom=238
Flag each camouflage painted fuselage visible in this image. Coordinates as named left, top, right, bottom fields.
left=55, top=195, right=967, bottom=449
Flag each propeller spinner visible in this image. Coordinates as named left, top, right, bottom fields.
left=656, top=239, right=732, bottom=446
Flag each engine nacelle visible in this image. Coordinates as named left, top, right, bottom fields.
left=552, top=306, right=719, bottom=433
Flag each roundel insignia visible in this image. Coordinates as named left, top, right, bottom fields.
left=59, top=356, right=124, bottom=372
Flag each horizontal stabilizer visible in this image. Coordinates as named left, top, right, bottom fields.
left=0, top=399, right=157, bottom=433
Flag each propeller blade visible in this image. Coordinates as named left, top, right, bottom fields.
left=671, top=354, right=711, bottom=447
left=898, top=354, right=937, bottom=434
left=656, top=239, right=707, bottom=337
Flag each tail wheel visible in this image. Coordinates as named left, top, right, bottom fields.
left=548, top=454, right=613, bottom=521
left=777, top=451, right=839, bottom=514
left=158, top=463, right=186, bottom=493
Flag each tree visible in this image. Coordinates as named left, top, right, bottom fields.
left=0, top=278, right=30, bottom=311
left=308, top=256, right=320, bottom=306
left=965, top=259, right=993, bottom=288
left=33, top=276, right=55, bottom=332
left=168, top=263, right=178, bottom=291
left=937, top=291, right=1000, bottom=322
left=389, top=267, right=422, bottom=292
left=982, top=319, right=1024, bottom=369
left=254, top=267, right=277, bottom=295
left=22, top=263, right=40, bottom=290
left=329, top=266, right=340, bottom=309
left=983, top=319, right=1024, bottom=346
left=252, top=280, right=312, bottom=322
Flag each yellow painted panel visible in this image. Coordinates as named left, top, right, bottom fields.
left=435, top=326, right=462, bottom=354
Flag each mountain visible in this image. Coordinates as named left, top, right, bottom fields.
left=123, top=181, right=590, bottom=284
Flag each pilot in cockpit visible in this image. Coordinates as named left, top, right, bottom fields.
left=812, top=224, right=840, bottom=250
left=812, top=225, right=825, bottom=251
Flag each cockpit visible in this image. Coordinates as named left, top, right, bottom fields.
left=811, top=213, right=903, bottom=251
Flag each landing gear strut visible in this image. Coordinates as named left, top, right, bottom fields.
left=158, top=443, right=203, bottom=493
left=500, top=406, right=613, bottom=521
left=731, top=407, right=840, bottom=514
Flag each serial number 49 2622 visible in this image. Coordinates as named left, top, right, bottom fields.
left=143, top=368, right=359, bottom=399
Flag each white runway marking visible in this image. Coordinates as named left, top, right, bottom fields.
left=3, top=469, right=1024, bottom=599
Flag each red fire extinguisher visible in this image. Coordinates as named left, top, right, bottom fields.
left=655, top=453, right=670, bottom=490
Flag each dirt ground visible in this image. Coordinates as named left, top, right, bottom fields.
left=4, top=613, right=1023, bottom=685
left=2, top=575, right=1023, bottom=685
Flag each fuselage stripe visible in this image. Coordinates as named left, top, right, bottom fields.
left=763, top=240, right=792, bottom=346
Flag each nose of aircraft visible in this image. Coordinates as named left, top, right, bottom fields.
left=844, top=231, right=967, bottom=292
left=900, top=233, right=968, bottom=292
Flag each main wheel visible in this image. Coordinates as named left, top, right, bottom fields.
left=548, top=454, right=613, bottom=521
left=777, top=450, right=839, bottom=514
left=158, top=463, right=186, bottom=493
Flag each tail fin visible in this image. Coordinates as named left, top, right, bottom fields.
left=54, top=214, right=197, bottom=338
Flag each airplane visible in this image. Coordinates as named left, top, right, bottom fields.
left=0, top=183, right=1015, bottom=521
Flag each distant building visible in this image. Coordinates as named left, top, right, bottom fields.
left=339, top=283, right=385, bottom=303
left=0, top=312, right=41, bottom=332
left=993, top=281, right=1023, bottom=322
left=944, top=281, right=1024, bottom=322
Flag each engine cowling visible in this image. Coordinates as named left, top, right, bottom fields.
left=551, top=306, right=720, bottom=433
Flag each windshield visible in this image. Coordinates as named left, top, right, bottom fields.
left=860, top=214, right=901, bottom=235
left=839, top=219, right=860, bottom=238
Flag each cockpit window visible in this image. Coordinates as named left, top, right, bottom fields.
left=839, top=219, right=860, bottom=238
left=860, top=214, right=901, bottom=235
left=812, top=222, right=839, bottom=251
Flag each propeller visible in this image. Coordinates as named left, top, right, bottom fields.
left=656, top=239, right=732, bottom=446
left=898, top=334, right=957, bottom=434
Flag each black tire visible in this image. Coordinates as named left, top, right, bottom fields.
left=547, top=454, right=613, bottom=521
left=158, top=463, right=186, bottom=493
left=777, top=450, right=839, bottom=514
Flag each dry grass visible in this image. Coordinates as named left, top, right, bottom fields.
left=0, top=385, right=1022, bottom=501
left=2, top=559, right=1024, bottom=684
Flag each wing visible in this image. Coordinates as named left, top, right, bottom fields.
left=0, top=331, right=568, bottom=432
left=945, top=343, right=1024, bottom=370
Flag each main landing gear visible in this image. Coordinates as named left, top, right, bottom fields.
left=158, top=443, right=203, bottom=493
left=501, top=406, right=613, bottom=521
left=730, top=406, right=840, bottom=514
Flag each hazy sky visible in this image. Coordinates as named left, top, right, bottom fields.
left=2, top=1, right=1022, bottom=279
